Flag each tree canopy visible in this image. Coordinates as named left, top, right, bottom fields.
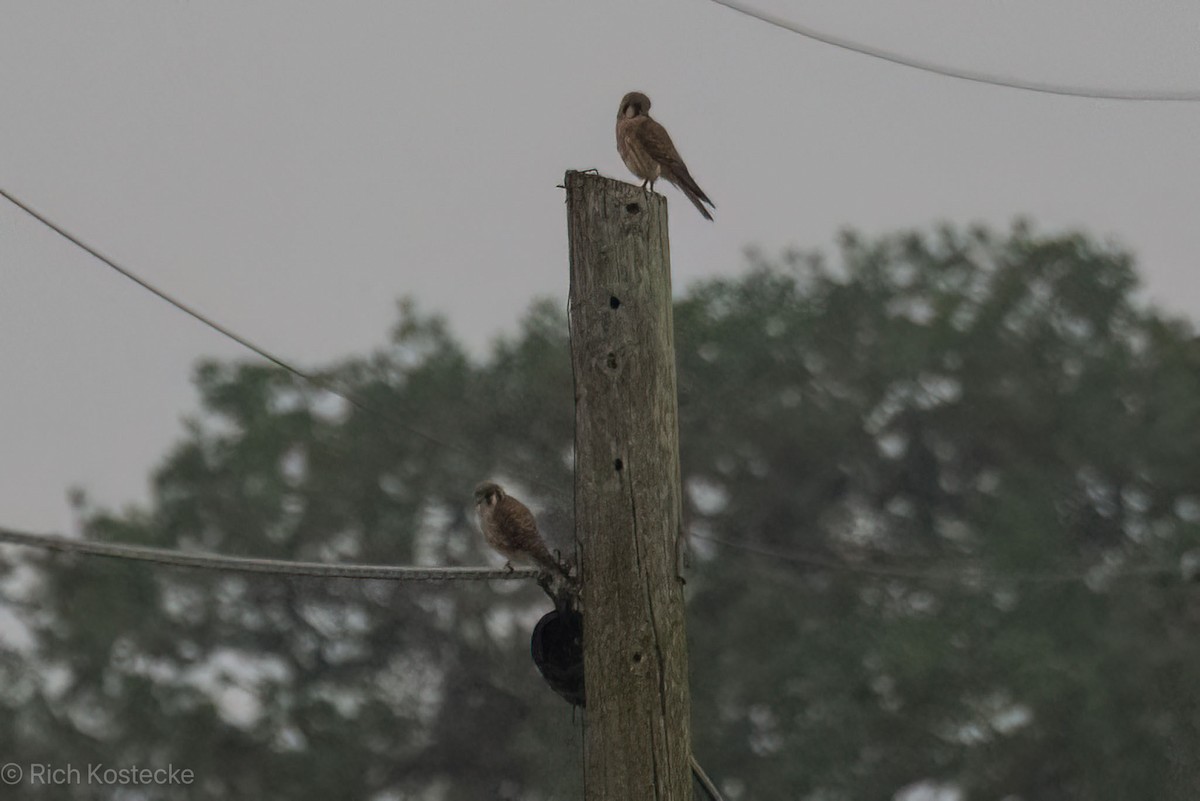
left=2, top=223, right=1198, bottom=800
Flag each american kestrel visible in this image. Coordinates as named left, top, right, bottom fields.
left=474, top=481, right=564, bottom=575
left=616, top=91, right=715, bottom=221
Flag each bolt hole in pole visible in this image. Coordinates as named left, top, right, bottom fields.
left=609, top=296, right=621, bottom=309
left=613, top=458, right=623, bottom=472
left=625, top=203, right=640, bottom=215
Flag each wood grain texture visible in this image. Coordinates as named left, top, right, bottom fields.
left=565, top=170, right=692, bottom=800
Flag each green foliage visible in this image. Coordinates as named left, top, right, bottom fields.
left=1, top=224, right=1198, bottom=799
left=680, top=224, right=1200, bottom=800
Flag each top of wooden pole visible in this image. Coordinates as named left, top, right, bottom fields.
left=564, top=170, right=669, bottom=238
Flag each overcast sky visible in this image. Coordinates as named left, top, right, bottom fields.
left=2, top=0, right=1199, bottom=535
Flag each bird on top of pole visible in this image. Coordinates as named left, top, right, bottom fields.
left=615, top=91, right=716, bottom=221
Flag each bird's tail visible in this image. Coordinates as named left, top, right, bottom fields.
left=668, top=167, right=715, bottom=221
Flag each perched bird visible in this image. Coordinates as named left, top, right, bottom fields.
left=616, top=91, right=715, bottom=221
left=474, top=481, right=563, bottom=575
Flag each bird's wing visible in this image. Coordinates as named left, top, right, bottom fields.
left=494, top=497, right=539, bottom=543
left=495, top=497, right=560, bottom=572
left=636, top=118, right=689, bottom=178
left=637, top=118, right=715, bottom=217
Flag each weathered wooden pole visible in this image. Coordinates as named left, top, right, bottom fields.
left=564, top=170, right=692, bottom=800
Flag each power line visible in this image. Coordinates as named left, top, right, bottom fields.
left=709, top=0, right=1200, bottom=102
left=692, top=532, right=1181, bottom=585
left=0, top=525, right=538, bottom=582
left=0, top=521, right=1182, bottom=588
left=0, top=187, right=315, bottom=378
left=0, top=185, right=569, bottom=500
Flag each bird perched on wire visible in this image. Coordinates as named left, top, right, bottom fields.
left=616, top=91, right=715, bottom=221
left=473, top=481, right=565, bottom=576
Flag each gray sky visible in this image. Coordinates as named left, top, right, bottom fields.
left=2, top=0, right=1199, bottom=535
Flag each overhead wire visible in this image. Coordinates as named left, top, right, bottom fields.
left=709, top=0, right=1200, bottom=102
left=0, top=522, right=1184, bottom=589
left=0, top=185, right=570, bottom=501
left=0, top=525, right=538, bottom=582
